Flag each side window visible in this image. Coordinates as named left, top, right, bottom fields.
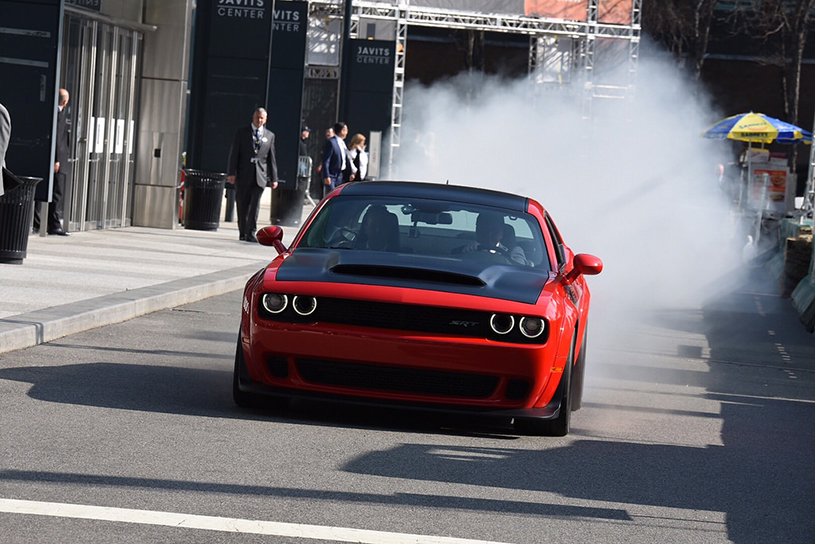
left=544, top=213, right=566, bottom=269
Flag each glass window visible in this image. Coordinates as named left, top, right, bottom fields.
left=299, top=196, right=550, bottom=272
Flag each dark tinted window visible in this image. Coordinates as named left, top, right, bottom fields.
left=299, top=196, right=550, bottom=271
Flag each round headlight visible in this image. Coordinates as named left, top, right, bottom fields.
left=262, top=293, right=288, bottom=314
left=490, top=314, right=515, bottom=335
left=519, top=317, right=545, bottom=338
left=292, top=295, right=317, bottom=316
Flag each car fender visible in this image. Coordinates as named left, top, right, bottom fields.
left=525, top=278, right=577, bottom=409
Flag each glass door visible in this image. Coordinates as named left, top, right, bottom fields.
left=106, top=29, right=141, bottom=228
left=62, top=15, right=94, bottom=233
left=61, top=13, right=142, bottom=231
left=86, top=22, right=112, bottom=229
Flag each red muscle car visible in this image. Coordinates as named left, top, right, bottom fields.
left=234, top=181, right=602, bottom=436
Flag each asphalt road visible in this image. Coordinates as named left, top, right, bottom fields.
left=0, top=268, right=813, bottom=543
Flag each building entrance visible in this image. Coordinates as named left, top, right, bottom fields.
left=60, top=11, right=142, bottom=231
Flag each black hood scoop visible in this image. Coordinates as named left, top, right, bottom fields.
left=331, top=264, right=485, bottom=287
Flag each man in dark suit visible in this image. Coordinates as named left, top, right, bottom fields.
left=34, top=88, right=71, bottom=235
left=322, top=121, right=355, bottom=192
left=227, top=107, right=278, bottom=242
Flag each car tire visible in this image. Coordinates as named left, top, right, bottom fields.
left=515, top=334, right=575, bottom=437
left=233, top=336, right=257, bottom=408
left=571, top=323, right=588, bottom=411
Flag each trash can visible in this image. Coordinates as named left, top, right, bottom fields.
left=0, top=174, right=42, bottom=265
left=182, top=169, right=226, bottom=231
left=271, top=157, right=310, bottom=227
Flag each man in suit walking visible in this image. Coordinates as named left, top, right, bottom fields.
left=227, top=107, right=278, bottom=243
left=322, top=121, right=355, bottom=192
left=33, top=88, right=71, bottom=235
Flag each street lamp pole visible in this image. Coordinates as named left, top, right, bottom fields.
left=339, top=0, right=354, bottom=122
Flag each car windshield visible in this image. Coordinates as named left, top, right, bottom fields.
left=298, top=195, right=550, bottom=271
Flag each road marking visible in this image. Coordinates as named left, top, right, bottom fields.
left=0, top=498, right=510, bottom=544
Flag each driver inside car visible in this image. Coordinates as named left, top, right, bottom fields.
left=463, top=212, right=504, bottom=253
left=355, top=205, right=400, bottom=251
left=459, top=212, right=532, bottom=266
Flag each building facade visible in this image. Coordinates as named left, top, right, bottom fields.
left=0, top=0, right=640, bottom=231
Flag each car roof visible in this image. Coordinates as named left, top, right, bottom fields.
left=337, top=181, right=530, bottom=214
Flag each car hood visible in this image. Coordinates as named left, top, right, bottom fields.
left=273, top=248, right=549, bottom=305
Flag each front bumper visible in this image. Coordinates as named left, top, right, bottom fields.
left=236, top=375, right=563, bottom=421
left=238, top=323, right=567, bottom=420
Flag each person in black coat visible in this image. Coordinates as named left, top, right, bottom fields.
left=34, top=88, right=71, bottom=235
left=299, top=125, right=310, bottom=157
left=227, top=107, right=278, bottom=242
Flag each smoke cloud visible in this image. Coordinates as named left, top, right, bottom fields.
left=391, top=41, right=743, bottom=330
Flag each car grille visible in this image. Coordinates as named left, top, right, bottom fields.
left=296, top=359, right=499, bottom=399
left=315, top=297, right=489, bottom=337
left=258, top=295, right=547, bottom=344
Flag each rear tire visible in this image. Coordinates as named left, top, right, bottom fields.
left=515, top=335, right=575, bottom=436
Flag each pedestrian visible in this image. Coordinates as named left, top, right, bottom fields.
left=0, top=102, right=10, bottom=197
left=322, top=122, right=354, bottom=192
left=315, top=126, right=334, bottom=199
left=347, top=133, right=368, bottom=182
left=299, top=125, right=310, bottom=157
left=315, top=126, right=334, bottom=178
left=33, top=88, right=71, bottom=235
left=227, top=107, right=278, bottom=243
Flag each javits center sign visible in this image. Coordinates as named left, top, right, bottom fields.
left=272, top=4, right=303, bottom=33
left=212, top=0, right=272, bottom=43
left=354, top=43, right=391, bottom=65
left=187, top=0, right=274, bottom=172
left=345, top=39, right=395, bottom=152
left=216, top=0, right=268, bottom=20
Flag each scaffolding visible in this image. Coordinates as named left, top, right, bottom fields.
left=306, top=0, right=642, bottom=173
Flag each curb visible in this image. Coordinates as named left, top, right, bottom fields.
left=0, top=262, right=264, bottom=354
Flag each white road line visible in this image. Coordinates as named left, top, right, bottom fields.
left=0, top=498, right=510, bottom=544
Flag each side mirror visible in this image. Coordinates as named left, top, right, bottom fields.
left=565, top=253, right=603, bottom=282
left=257, top=225, right=287, bottom=254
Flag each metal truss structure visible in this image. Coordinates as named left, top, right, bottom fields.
left=306, top=0, right=642, bottom=173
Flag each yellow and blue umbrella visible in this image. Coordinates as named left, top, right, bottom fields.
left=702, top=112, right=812, bottom=144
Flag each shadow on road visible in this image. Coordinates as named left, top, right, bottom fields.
left=1, top=268, right=813, bottom=542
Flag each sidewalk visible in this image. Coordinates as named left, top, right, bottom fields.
left=0, top=198, right=315, bottom=354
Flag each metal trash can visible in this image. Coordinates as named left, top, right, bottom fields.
left=0, top=174, right=42, bottom=265
left=182, top=169, right=226, bottom=231
left=273, top=187, right=306, bottom=227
